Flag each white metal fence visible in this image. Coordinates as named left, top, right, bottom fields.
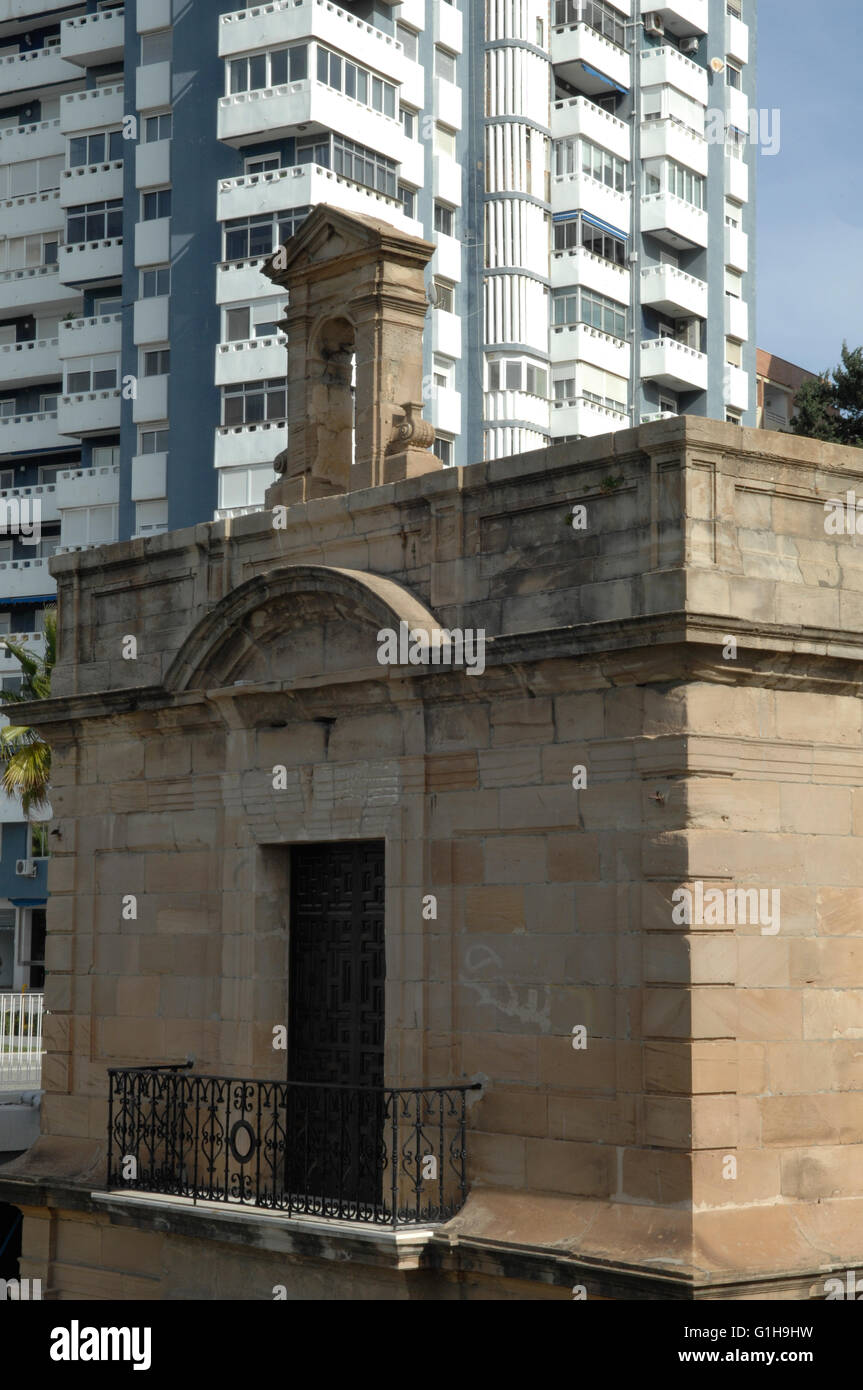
left=0, top=992, right=44, bottom=1090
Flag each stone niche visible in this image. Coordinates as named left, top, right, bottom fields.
left=263, top=204, right=441, bottom=506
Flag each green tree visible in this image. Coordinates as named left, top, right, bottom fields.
left=792, top=344, right=863, bottom=448
left=0, top=607, right=56, bottom=816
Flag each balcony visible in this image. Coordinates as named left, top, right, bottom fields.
left=433, top=233, right=462, bottom=284
left=0, top=45, right=80, bottom=96
left=551, top=22, right=631, bottom=95
left=433, top=153, right=462, bottom=208
left=0, top=993, right=44, bottom=1093
left=131, top=452, right=166, bottom=502
left=215, top=420, right=285, bottom=467
left=0, top=410, right=62, bottom=454
left=550, top=321, right=631, bottom=378
left=216, top=258, right=274, bottom=306
left=0, top=190, right=62, bottom=239
left=133, top=297, right=169, bottom=346
left=639, top=46, right=708, bottom=106
left=61, top=8, right=125, bottom=68
left=216, top=163, right=415, bottom=233
left=434, top=0, right=463, bottom=51
left=551, top=244, right=631, bottom=303
left=135, top=140, right=171, bottom=190
left=725, top=363, right=749, bottom=413
left=55, top=463, right=120, bottom=509
left=215, top=335, right=287, bottom=387
left=724, top=295, right=748, bottom=341
left=60, top=160, right=124, bottom=207
left=0, top=557, right=56, bottom=598
left=0, top=117, right=63, bottom=165
left=726, top=85, right=748, bottom=135
left=640, top=263, right=707, bottom=318
left=134, top=218, right=170, bottom=268
left=550, top=395, right=630, bottom=437
left=428, top=385, right=462, bottom=437
left=60, top=84, right=124, bottom=135
left=551, top=174, right=630, bottom=235
left=551, top=96, right=630, bottom=162
left=218, top=80, right=411, bottom=160
left=58, top=238, right=124, bottom=287
left=0, top=336, right=59, bottom=387
left=58, top=389, right=121, bottom=438
left=59, top=312, right=122, bottom=360
left=218, top=0, right=408, bottom=87
left=640, top=1, right=707, bottom=37
left=724, top=225, right=748, bottom=271
left=640, top=337, right=708, bottom=392
left=640, top=117, right=707, bottom=176
left=726, top=14, right=749, bottom=65
left=641, top=191, right=708, bottom=249
left=432, top=308, right=461, bottom=361
left=107, top=1067, right=478, bottom=1228
left=0, top=482, right=58, bottom=525
left=132, top=376, right=169, bottom=424
left=0, top=264, right=80, bottom=317
left=725, top=153, right=748, bottom=203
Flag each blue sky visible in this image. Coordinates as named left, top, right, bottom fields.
left=757, top=0, right=863, bottom=371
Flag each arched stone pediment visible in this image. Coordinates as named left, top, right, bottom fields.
left=164, top=564, right=444, bottom=693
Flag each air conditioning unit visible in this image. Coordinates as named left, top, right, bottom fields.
left=16, top=858, right=37, bottom=877
left=644, top=13, right=665, bottom=36
left=680, top=36, right=700, bottom=54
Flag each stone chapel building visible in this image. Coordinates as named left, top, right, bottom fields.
left=1, top=208, right=863, bottom=1300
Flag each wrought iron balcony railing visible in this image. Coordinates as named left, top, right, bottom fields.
left=107, top=1067, right=479, bottom=1228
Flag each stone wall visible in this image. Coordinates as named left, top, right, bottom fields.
left=4, top=417, right=863, bottom=1298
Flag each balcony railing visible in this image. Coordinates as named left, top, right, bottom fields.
left=0, top=992, right=44, bottom=1092
left=108, top=1067, right=479, bottom=1228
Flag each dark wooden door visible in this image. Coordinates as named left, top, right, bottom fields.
left=287, top=841, right=385, bottom=1208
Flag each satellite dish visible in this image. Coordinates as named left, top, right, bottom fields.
left=426, top=282, right=439, bottom=308
left=710, top=57, right=726, bottom=73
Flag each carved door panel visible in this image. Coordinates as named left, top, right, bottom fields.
left=287, top=842, right=385, bottom=1207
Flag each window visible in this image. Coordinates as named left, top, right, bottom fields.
left=60, top=503, right=118, bottom=545
left=434, top=201, right=455, bottom=236
left=143, top=348, right=170, bottom=376
left=435, top=124, right=457, bottom=158
left=2, top=155, right=63, bottom=196
left=396, top=24, right=418, bottom=62
left=725, top=267, right=743, bottom=298
left=554, top=135, right=626, bottom=193
left=245, top=154, right=279, bottom=175
left=725, top=198, right=741, bottom=228
left=93, top=291, right=122, bottom=315
left=140, top=266, right=170, bottom=297
left=68, top=131, right=123, bottom=167
left=223, top=207, right=310, bottom=262
left=30, top=824, right=50, bottom=859
left=726, top=61, right=742, bottom=89
left=0, top=471, right=13, bottom=490
left=400, top=106, right=418, bottom=140
left=725, top=337, right=742, bottom=367
left=488, top=360, right=547, bottom=397
left=433, top=435, right=453, bottom=467
left=92, top=445, right=119, bottom=467
left=222, top=379, right=287, bottom=426
left=659, top=394, right=678, bottom=415
left=435, top=47, right=456, bottom=83
left=228, top=44, right=308, bottom=94
left=65, top=354, right=119, bottom=393
left=218, top=464, right=274, bottom=511
left=225, top=307, right=250, bottom=341
left=139, top=426, right=169, bottom=454
left=433, top=356, right=454, bottom=391
left=727, top=2, right=742, bottom=16
left=433, top=278, right=454, bottom=313
left=316, top=46, right=396, bottom=118
left=663, top=159, right=705, bottom=208
left=553, top=286, right=627, bottom=339
left=331, top=134, right=396, bottom=197
left=40, top=393, right=58, bottom=412
left=553, top=215, right=626, bottom=268
left=536, top=18, right=544, bottom=45
left=140, top=29, right=172, bottom=65
left=65, top=200, right=122, bottom=243
left=0, top=399, right=14, bottom=418
left=726, top=125, right=746, bottom=159
left=144, top=112, right=172, bottom=143
left=398, top=184, right=416, bottom=219
left=554, top=0, right=626, bottom=49
left=725, top=410, right=742, bottom=424
left=142, top=188, right=171, bottom=220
